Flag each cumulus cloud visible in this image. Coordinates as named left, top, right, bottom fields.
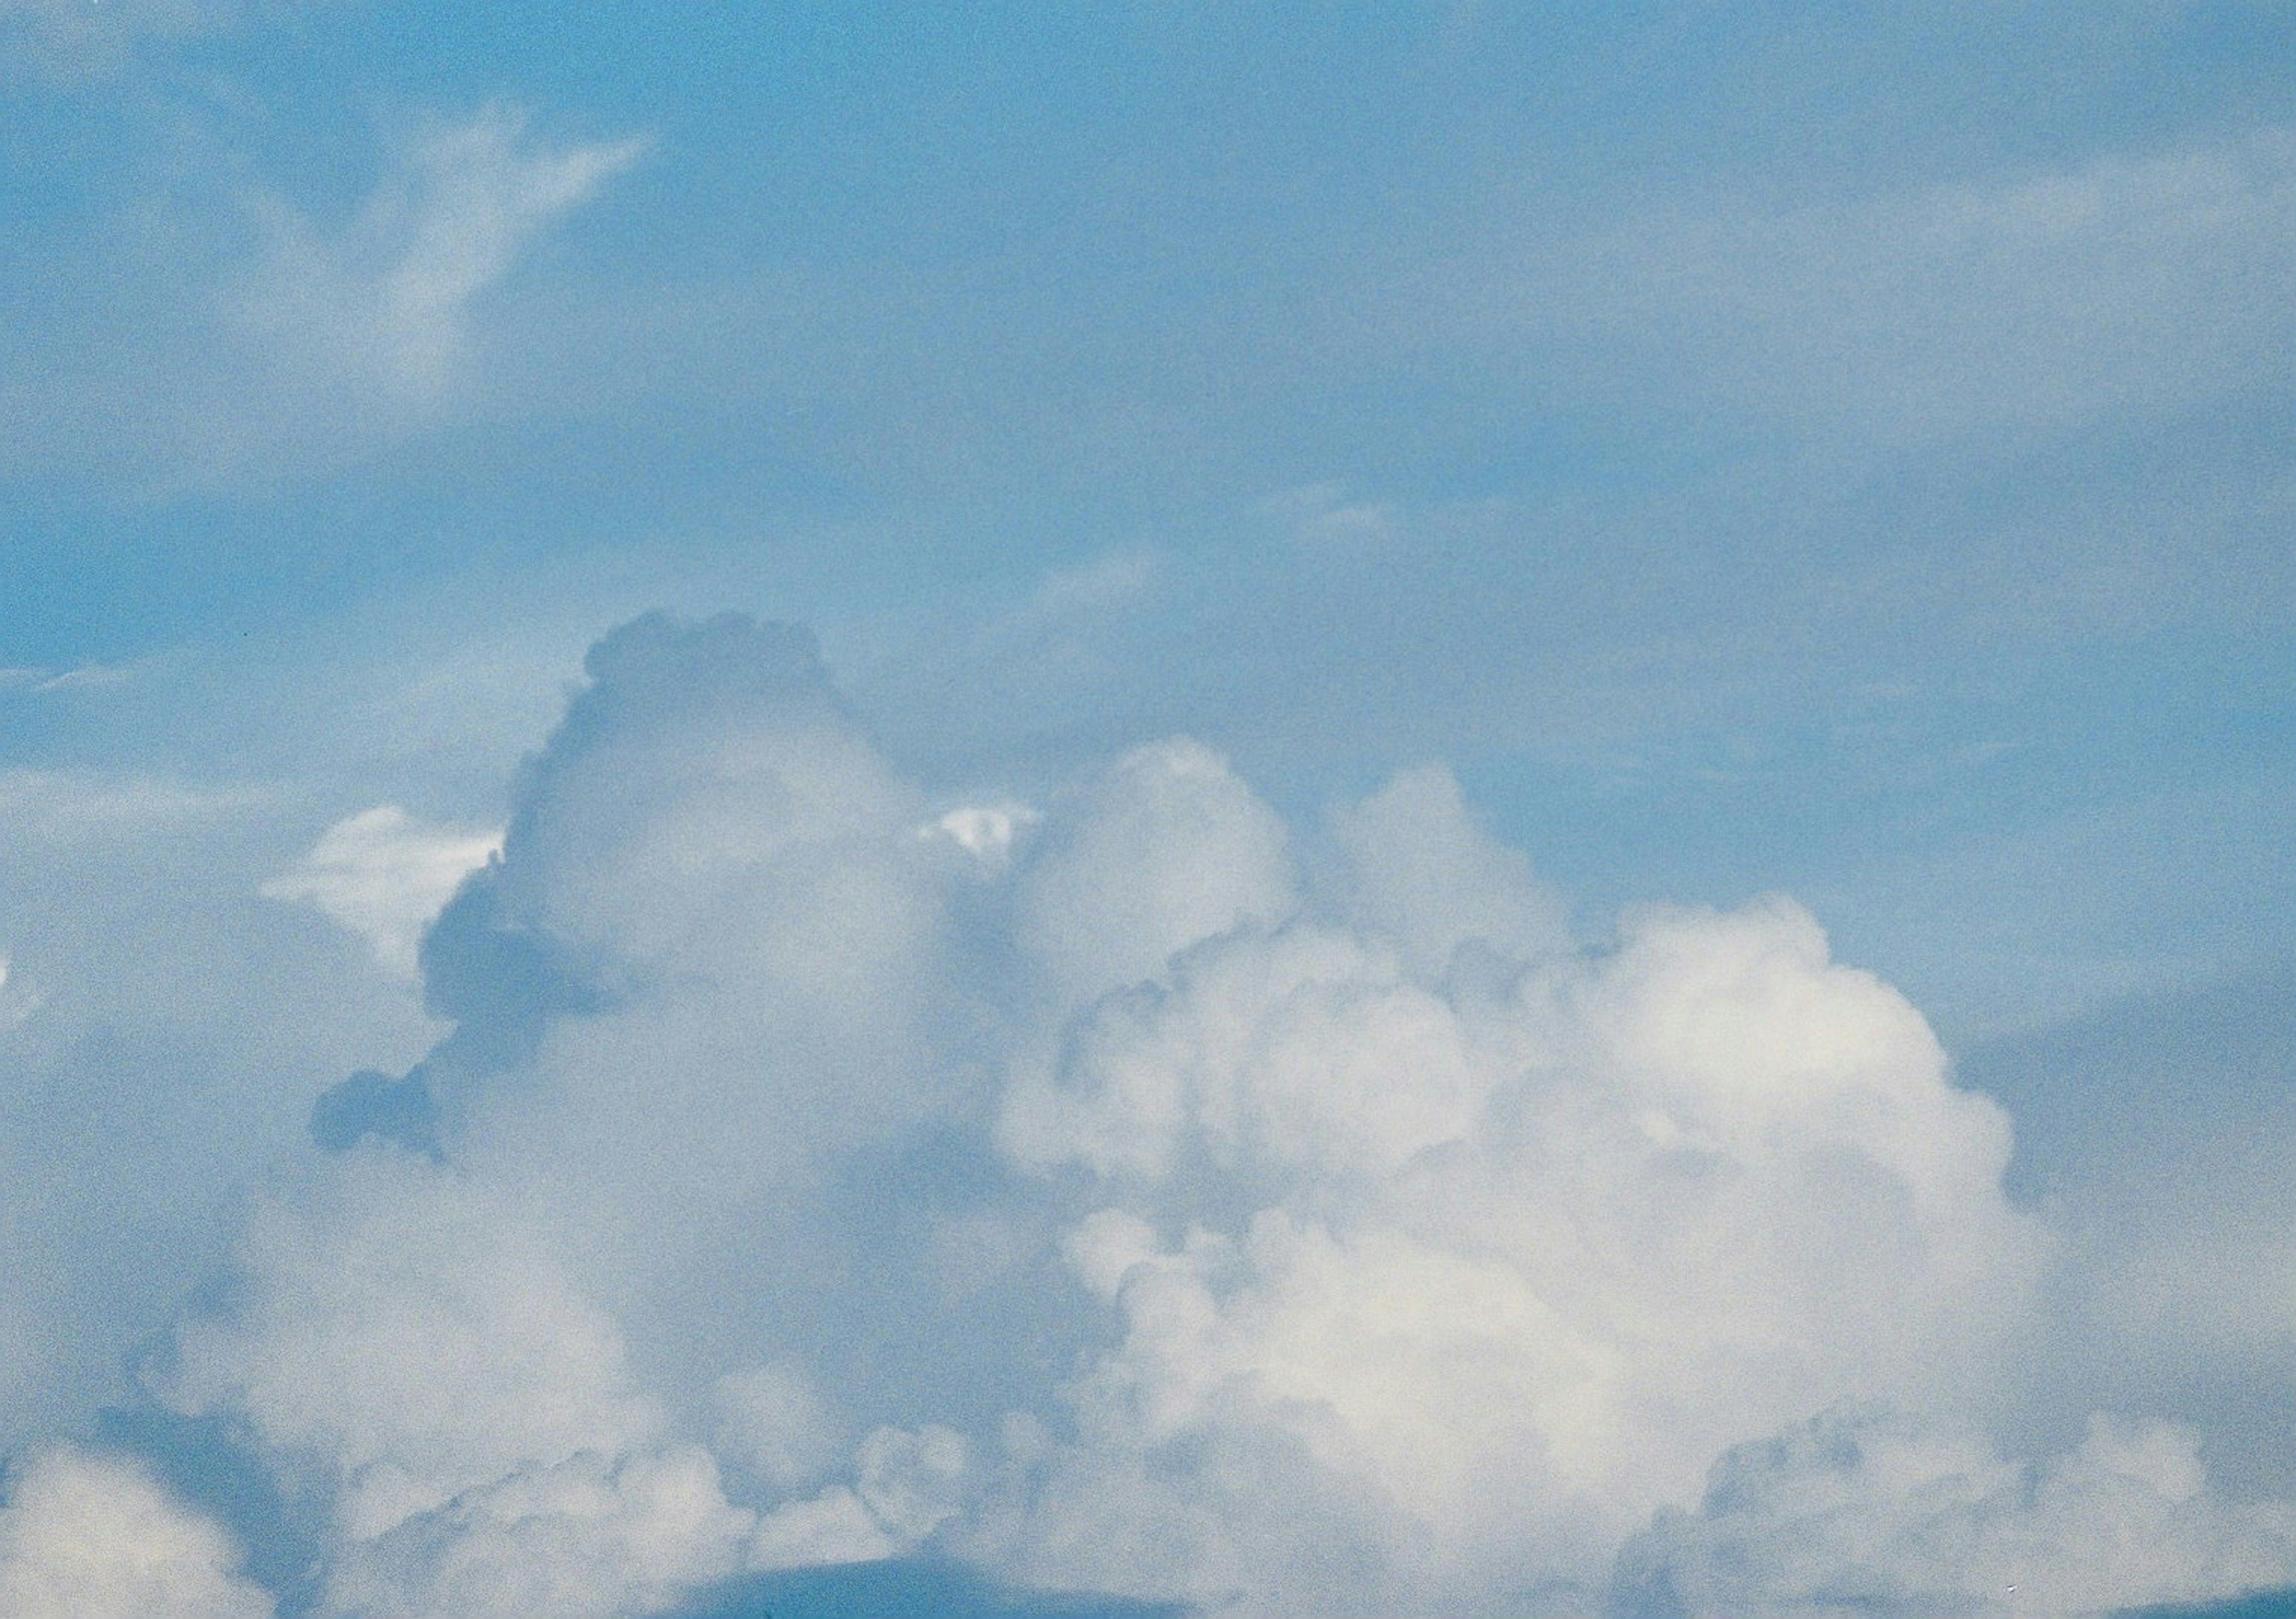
left=51, top=612, right=2280, bottom=1618
left=161, top=1148, right=664, bottom=1537
left=0, top=1445, right=274, bottom=1619
left=1613, top=1406, right=2296, bottom=1618
left=323, top=1446, right=754, bottom=1619
left=987, top=891, right=2049, bottom=1612
left=262, top=806, right=501, bottom=980
left=1015, top=737, right=1297, bottom=1012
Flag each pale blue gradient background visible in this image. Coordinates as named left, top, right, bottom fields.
left=1, top=3, right=2291, bottom=1614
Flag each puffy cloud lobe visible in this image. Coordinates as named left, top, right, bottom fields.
left=1002, top=923, right=1496, bottom=1183
left=0, top=1446, right=274, bottom=1619
left=993, top=895, right=2048, bottom=1611
left=444, top=613, right=947, bottom=1051
left=1016, top=738, right=1296, bottom=1014
left=1323, top=762, right=1568, bottom=982
left=153, top=1144, right=878, bottom=1619
left=413, top=613, right=973, bottom=1204
left=712, top=1363, right=844, bottom=1494
left=322, top=1447, right=753, bottom=1619
left=161, top=1147, right=662, bottom=1539
left=1612, top=1406, right=2296, bottom=1618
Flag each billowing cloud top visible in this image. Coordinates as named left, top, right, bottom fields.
left=6, top=613, right=2286, bottom=1619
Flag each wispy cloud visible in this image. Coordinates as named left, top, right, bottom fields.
left=0, top=0, right=274, bottom=83
left=231, top=107, right=648, bottom=411
left=1433, top=129, right=2296, bottom=450
left=0, top=661, right=142, bottom=694
left=0, top=105, right=646, bottom=490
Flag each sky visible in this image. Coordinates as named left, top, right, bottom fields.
left=0, top=3, right=2291, bottom=1617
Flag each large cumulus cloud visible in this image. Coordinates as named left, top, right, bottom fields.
left=0, top=1446, right=274, bottom=1619
left=38, top=612, right=2285, bottom=1618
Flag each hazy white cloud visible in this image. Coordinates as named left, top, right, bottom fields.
left=262, top=806, right=501, bottom=980
left=0, top=765, right=449, bottom=1457
left=0, top=769, right=272, bottom=840
left=0, top=102, right=645, bottom=487
left=0, top=661, right=139, bottom=693
left=0, top=0, right=267, bottom=81
left=1015, top=737, right=1297, bottom=1012
left=0, top=955, right=41, bottom=1031
left=1446, top=129, right=2296, bottom=449
left=712, top=1363, right=844, bottom=1495
left=1324, top=762, right=1568, bottom=980
left=158, top=1147, right=778, bottom=1619
left=233, top=106, right=646, bottom=413
left=162, top=1149, right=664, bottom=1537
left=746, top=1485, right=896, bottom=1572
left=0, top=1446, right=274, bottom=1619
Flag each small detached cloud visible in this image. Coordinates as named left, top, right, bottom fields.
left=0, top=662, right=138, bottom=694
left=0, top=956, right=42, bottom=1031
left=262, top=805, right=501, bottom=980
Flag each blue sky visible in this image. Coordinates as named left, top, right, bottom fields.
left=1, top=4, right=2292, bottom=1617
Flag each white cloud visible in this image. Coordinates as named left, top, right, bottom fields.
left=1324, top=763, right=1568, bottom=980
left=922, top=802, right=1039, bottom=871
left=0, top=1446, right=274, bottom=1619
left=322, top=1446, right=753, bottom=1619
left=75, top=614, right=2289, bottom=1619
left=0, top=102, right=646, bottom=486
left=0, top=955, right=41, bottom=1031
left=1445, top=129, right=2296, bottom=448
left=234, top=108, right=647, bottom=412
left=853, top=1424, right=971, bottom=1545
left=1014, top=738, right=1297, bottom=1012
left=988, top=886, right=2048, bottom=1612
left=713, top=1363, right=844, bottom=1494
left=0, top=661, right=138, bottom=693
left=1614, top=1406, right=2296, bottom=1618
left=158, top=1147, right=781, bottom=1619
left=0, top=769, right=272, bottom=840
left=0, top=0, right=258, bottom=81
left=262, top=806, right=501, bottom=980
left=747, top=1486, right=896, bottom=1572
left=161, top=1148, right=664, bottom=1536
